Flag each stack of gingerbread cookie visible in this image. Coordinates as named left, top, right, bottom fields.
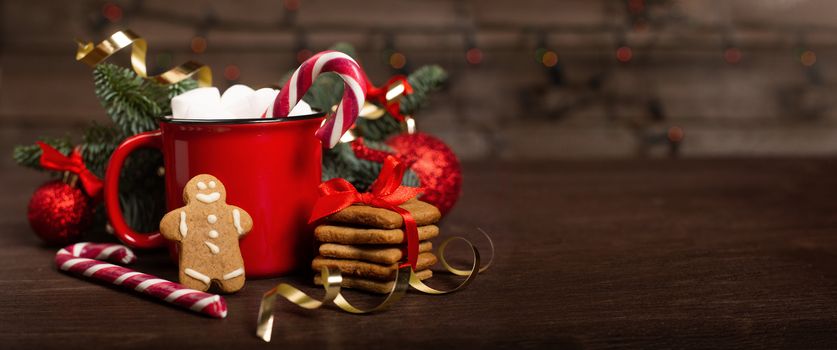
left=312, top=199, right=442, bottom=293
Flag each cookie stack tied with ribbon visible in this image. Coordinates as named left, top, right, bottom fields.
left=308, top=155, right=443, bottom=294
left=312, top=199, right=442, bottom=293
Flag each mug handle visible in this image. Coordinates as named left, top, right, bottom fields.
left=104, top=130, right=166, bottom=248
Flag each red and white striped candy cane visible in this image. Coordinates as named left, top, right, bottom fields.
left=271, top=50, right=368, bottom=148
left=55, top=242, right=227, bottom=319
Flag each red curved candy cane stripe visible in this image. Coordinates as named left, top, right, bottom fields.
left=55, top=243, right=228, bottom=318
left=272, top=50, right=368, bottom=148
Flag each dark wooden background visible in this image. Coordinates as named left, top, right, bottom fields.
left=5, top=157, right=837, bottom=348
left=6, top=1, right=837, bottom=348
left=6, top=0, right=837, bottom=160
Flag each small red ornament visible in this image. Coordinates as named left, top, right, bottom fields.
left=386, top=133, right=462, bottom=216
left=27, top=179, right=92, bottom=245
left=352, top=132, right=462, bottom=216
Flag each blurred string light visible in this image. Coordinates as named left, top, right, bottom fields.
left=722, top=32, right=742, bottom=64
left=382, top=35, right=408, bottom=72
left=224, top=64, right=240, bottom=81
left=793, top=36, right=823, bottom=85
left=190, top=10, right=216, bottom=55
left=190, top=36, right=208, bottom=54
left=464, top=31, right=483, bottom=65
left=296, top=48, right=313, bottom=64
left=282, top=0, right=300, bottom=12
left=614, top=29, right=632, bottom=63
left=533, top=32, right=554, bottom=66
left=616, top=45, right=633, bottom=63
left=627, top=0, right=645, bottom=14
left=667, top=126, right=685, bottom=143
left=533, top=32, right=564, bottom=85
left=794, top=35, right=817, bottom=67
left=542, top=51, right=558, bottom=67
left=800, top=50, right=816, bottom=66
left=626, top=0, right=648, bottom=32
left=95, top=0, right=829, bottom=82
left=724, top=46, right=742, bottom=64
left=466, top=47, right=483, bottom=65
left=281, top=0, right=299, bottom=26
left=389, top=52, right=407, bottom=69
left=102, top=2, right=123, bottom=23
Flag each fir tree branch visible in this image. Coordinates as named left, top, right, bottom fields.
left=80, top=122, right=123, bottom=178
left=93, top=63, right=197, bottom=135
left=93, top=63, right=163, bottom=134
left=354, top=116, right=404, bottom=142
left=12, top=136, right=73, bottom=171
left=401, top=65, right=447, bottom=116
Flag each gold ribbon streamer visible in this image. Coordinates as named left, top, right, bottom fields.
left=75, top=29, right=212, bottom=87
left=256, top=229, right=495, bottom=342
left=256, top=267, right=343, bottom=342
left=409, top=229, right=494, bottom=294
left=256, top=266, right=411, bottom=342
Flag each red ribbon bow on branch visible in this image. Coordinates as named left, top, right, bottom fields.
left=309, top=156, right=423, bottom=269
left=37, top=141, right=103, bottom=199
left=365, top=75, right=414, bottom=122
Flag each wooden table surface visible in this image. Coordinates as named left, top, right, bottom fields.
left=5, top=158, right=837, bottom=349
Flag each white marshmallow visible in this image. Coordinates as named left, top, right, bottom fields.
left=250, top=88, right=280, bottom=117
left=170, top=84, right=316, bottom=119
left=220, top=84, right=256, bottom=118
left=171, top=87, right=221, bottom=118
left=289, top=99, right=314, bottom=116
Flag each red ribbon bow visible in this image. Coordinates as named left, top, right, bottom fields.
left=37, top=141, right=103, bottom=199
left=365, top=75, right=414, bottom=122
left=309, top=156, right=423, bottom=269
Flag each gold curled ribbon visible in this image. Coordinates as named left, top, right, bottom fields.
left=256, top=267, right=343, bottom=342
left=256, top=229, right=495, bottom=342
left=75, top=29, right=212, bottom=87
left=409, top=228, right=494, bottom=294
left=256, top=265, right=410, bottom=342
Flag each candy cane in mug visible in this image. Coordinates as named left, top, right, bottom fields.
left=55, top=242, right=228, bottom=318
left=271, top=50, right=368, bottom=148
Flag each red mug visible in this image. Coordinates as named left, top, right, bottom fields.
left=104, top=114, right=325, bottom=278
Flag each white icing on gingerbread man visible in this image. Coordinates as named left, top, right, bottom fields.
left=160, top=174, right=253, bottom=293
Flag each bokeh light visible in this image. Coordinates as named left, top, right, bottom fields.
left=223, top=64, right=240, bottom=81
left=466, top=47, right=483, bottom=65
left=542, top=51, right=559, bottom=67
left=667, top=126, right=685, bottom=143
left=389, top=52, right=407, bottom=69
left=190, top=36, right=207, bottom=54
left=283, top=0, right=300, bottom=12
left=800, top=50, right=816, bottom=66
left=616, top=46, right=633, bottom=62
left=102, top=3, right=123, bottom=23
left=296, top=49, right=312, bottom=63
left=724, top=47, right=742, bottom=64
left=628, top=0, right=645, bottom=14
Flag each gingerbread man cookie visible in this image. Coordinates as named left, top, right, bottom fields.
left=159, top=174, right=253, bottom=293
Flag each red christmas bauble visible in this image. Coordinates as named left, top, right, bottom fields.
left=386, top=132, right=462, bottom=216
left=27, top=180, right=92, bottom=245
